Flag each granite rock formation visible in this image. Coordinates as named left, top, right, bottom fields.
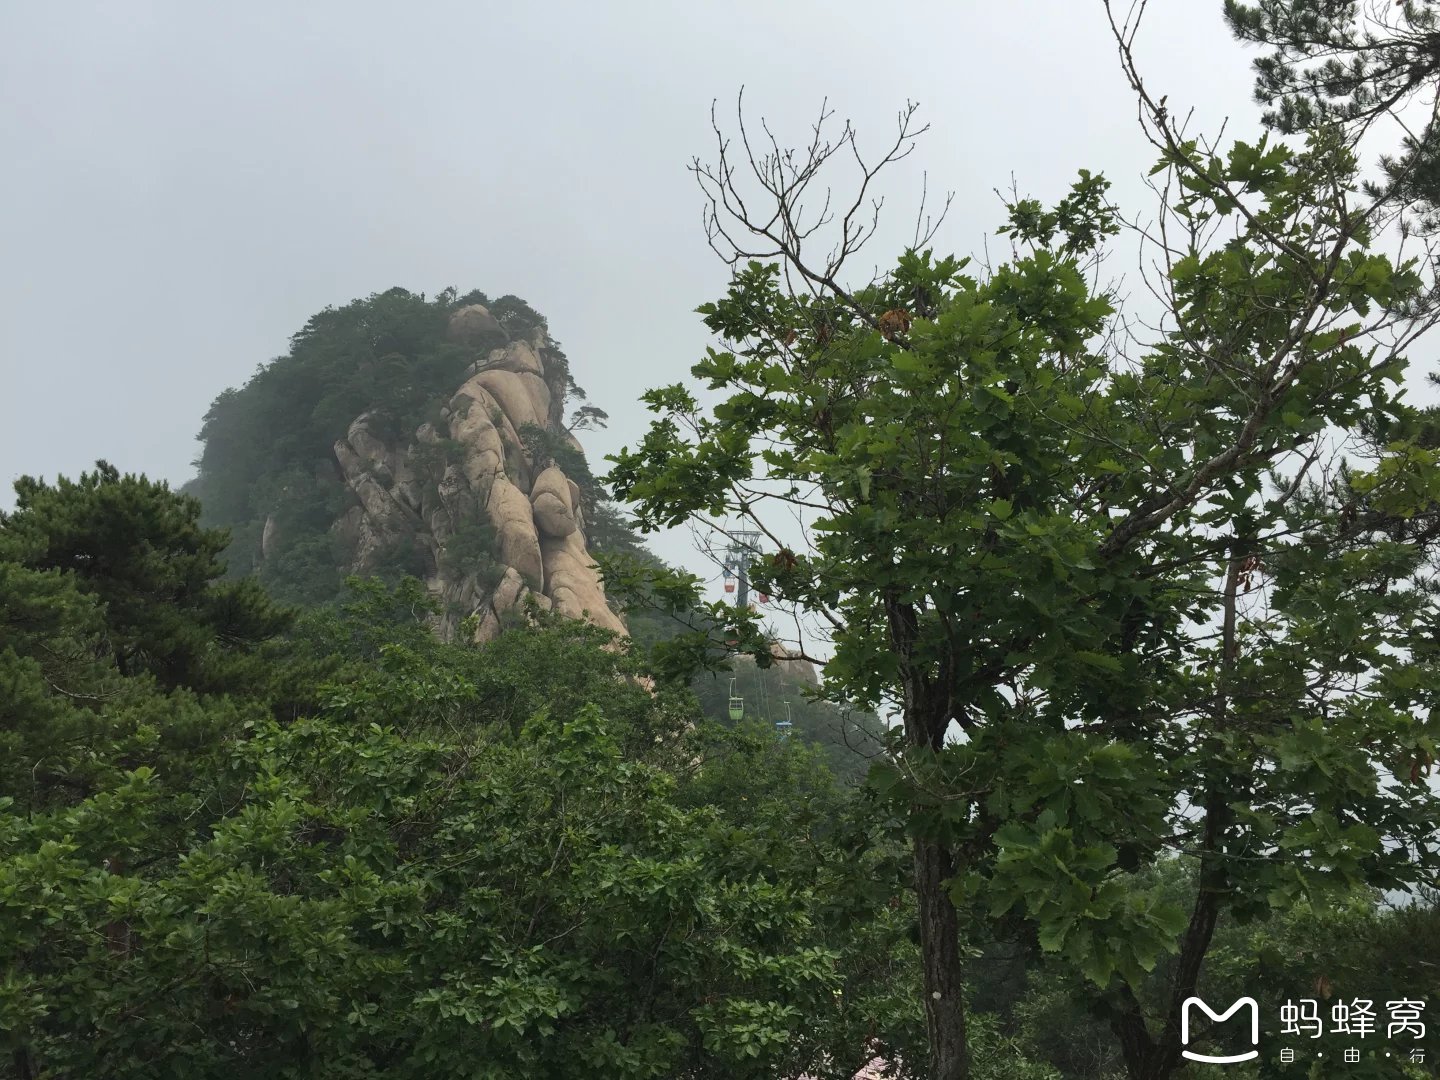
left=324, top=303, right=626, bottom=643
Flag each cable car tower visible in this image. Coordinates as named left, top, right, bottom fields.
left=719, top=528, right=765, bottom=724
left=720, top=531, right=790, bottom=740
left=722, top=529, right=763, bottom=610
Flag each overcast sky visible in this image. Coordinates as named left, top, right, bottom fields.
left=1, top=2, right=1285, bottom=578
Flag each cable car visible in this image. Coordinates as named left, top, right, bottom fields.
left=756, top=593, right=770, bottom=604
left=775, top=701, right=793, bottom=738
left=724, top=579, right=736, bottom=594
left=727, top=677, right=744, bottom=721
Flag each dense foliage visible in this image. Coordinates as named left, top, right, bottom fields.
left=978, top=863, right=1440, bottom=1079
left=0, top=467, right=939, bottom=1078
left=2, top=469, right=1432, bottom=1077
left=610, top=110, right=1440, bottom=1078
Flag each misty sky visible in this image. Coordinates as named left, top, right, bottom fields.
left=2, top=2, right=1285, bottom=578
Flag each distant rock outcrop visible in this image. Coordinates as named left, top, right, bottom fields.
left=734, top=642, right=820, bottom=688
left=769, top=643, right=820, bottom=687
left=324, top=303, right=626, bottom=643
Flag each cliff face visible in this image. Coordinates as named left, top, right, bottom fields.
left=318, top=303, right=626, bottom=642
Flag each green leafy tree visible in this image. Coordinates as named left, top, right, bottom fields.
left=607, top=80, right=1440, bottom=1080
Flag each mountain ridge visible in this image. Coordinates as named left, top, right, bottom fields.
left=189, top=287, right=624, bottom=642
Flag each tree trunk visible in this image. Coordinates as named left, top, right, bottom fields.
left=914, top=834, right=969, bottom=1080
left=886, top=589, right=971, bottom=1078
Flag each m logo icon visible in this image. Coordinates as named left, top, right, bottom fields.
left=1180, top=996, right=1261, bottom=1064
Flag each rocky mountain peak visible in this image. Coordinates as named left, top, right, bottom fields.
left=321, top=302, right=626, bottom=642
